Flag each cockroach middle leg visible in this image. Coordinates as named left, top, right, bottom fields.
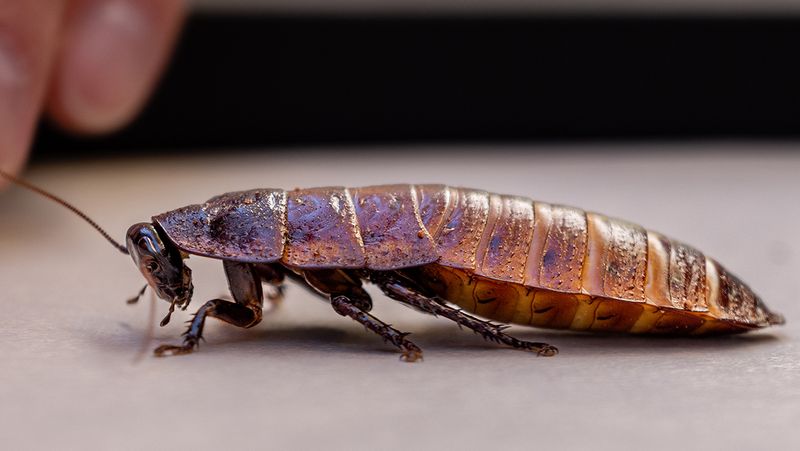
left=330, top=295, right=423, bottom=362
left=155, top=261, right=264, bottom=357
left=253, top=263, right=287, bottom=309
left=379, top=279, right=558, bottom=357
left=299, top=269, right=422, bottom=361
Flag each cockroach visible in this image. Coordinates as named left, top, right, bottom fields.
left=1, top=171, right=785, bottom=361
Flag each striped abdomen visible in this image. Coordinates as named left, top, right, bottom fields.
left=153, top=184, right=783, bottom=334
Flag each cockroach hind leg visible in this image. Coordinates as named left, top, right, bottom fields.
left=533, top=343, right=558, bottom=357
left=379, top=279, right=558, bottom=358
left=400, top=349, right=423, bottom=362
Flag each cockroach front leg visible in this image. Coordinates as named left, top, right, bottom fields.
left=155, top=261, right=264, bottom=357
left=330, top=295, right=424, bottom=362
left=380, top=280, right=558, bottom=357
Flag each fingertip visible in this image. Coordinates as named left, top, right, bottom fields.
left=48, top=0, right=185, bottom=135
left=0, top=3, right=66, bottom=188
left=0, top=133, right=28, bottom=189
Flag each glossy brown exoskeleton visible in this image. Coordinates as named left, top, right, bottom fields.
left=1, top=173, right=785, bottom=361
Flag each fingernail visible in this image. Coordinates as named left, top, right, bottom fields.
left=0, top=36, right=32, bottom=174
left=59, top=0, right=159, bottom=133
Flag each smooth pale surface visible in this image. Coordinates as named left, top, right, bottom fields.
left=0, top=144, right=798, bottom=450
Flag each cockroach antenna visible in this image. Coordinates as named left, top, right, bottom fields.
left=0, top=168, right=129, bottom=255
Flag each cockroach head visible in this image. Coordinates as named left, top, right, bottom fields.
left=126, top=223, right=193, bottom=310
left=0, top=170, right=194, bottom=324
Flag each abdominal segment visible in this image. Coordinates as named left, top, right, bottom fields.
left=405, top=264, right=753, bottom=335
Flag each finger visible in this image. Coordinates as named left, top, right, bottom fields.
left=0, top=2, right=67, bottom=179
left=48, top=0, right=185, bottom=134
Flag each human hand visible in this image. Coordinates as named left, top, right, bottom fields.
left=0, top=0, right=184, bottom=183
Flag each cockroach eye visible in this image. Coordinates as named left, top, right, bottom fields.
left=146, top=261, right=160, bottom=272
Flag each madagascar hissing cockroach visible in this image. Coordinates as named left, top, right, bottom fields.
left=0, top=171, right=785, bottom=361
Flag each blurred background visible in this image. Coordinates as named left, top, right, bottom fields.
left=3, top=1, right=799, bottom=450
left=32, top=0, right=800, bottom=156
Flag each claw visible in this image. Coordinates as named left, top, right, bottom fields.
left=153, top=344, right=191, bottom=357
left=399, top=349, right=423, bottom=363
left=535, top=345, right=559, bottom=357
left=153, top=339, right=198, bottom=357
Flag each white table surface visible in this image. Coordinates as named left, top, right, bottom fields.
left=0, top=144, right=797, bottom=450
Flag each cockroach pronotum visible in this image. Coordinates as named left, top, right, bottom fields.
left=0, top=171, right=785, bottom=361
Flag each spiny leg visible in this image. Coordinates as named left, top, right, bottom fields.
left=154, top=299, right=261, bottom=356
left=331, top=295, right=423, bottom=362
left=379, top=280, right=558, bottom=357
left=301, top=268, right=423, bottom=362
left=155, top=261, right=264, bottom=357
